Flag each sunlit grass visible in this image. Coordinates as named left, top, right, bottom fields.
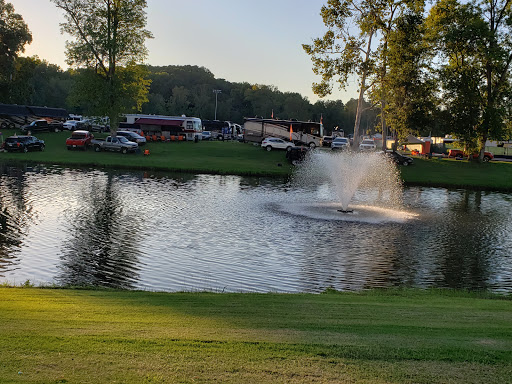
left=0, top=288, right=511, bottom=383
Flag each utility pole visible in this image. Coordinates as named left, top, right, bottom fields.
left=213, top=89, right=222, bottom=120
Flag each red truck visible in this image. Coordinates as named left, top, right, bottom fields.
left=66, top=130, right=94, bottom=150
left=448, top=149, right=494, bottom=162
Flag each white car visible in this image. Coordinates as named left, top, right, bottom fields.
left=261, top=137, right=295, bottom=152
left=331, top=137, right=350, bottom=150
left=359, top=139, right=377, bottom=151
left=63, top=120, right=81, bottom=130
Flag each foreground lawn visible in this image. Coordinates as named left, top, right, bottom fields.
left=0, top=288, right=511, bottom=383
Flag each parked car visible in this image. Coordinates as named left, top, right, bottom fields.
left=63, top=120, right=81, bottom=131
left=322, top=136, right=333, bottom=147
left=91, top=135, right=138, bottom=154
left=261, top=137, right=295, bottom=152
left=66, top=130, right=94, bottom=150
left=359, top=139, right=377, bottom=151
left=20, top=119, right=62, bottom=133
left=331, top=137, right=350, bottom=150
left=385, top=151, right=414, bottom=166
left=286, top=146, right=310, bottom=165
left=448, top=149, right=494, bottom=162
left=3, top=135, right=45, bottom=152
left=116, top=130, right=146, bottom=145
left=201, top=131, right=212, bottom=141
left=83, top=117, right=110, bottom=132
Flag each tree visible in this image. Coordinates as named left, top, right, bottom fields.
left=426, top=0, right=512, bottom=160
left=0, top=0, right=32, bottom=102
left=303, top=0, right=378, bottom=147
left=52, top=0, right=153, bottom=132
left=303, top=0, right=425, bottom=148
left=385, top=12, right=436, bottom=141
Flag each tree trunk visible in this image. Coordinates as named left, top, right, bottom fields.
left=353, top=30, right=374, bottom=149
left=381, top=100, right=387, bottom=151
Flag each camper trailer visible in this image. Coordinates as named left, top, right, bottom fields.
left=243, top=118, right=323, bottom=148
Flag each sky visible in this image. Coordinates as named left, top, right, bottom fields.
left=11, top=0, right=358, bottom=103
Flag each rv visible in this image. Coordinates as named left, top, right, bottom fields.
left=202, top=120, right=243, bottom=140
left=123, top=114, right=202, bottom=141
left=243, top=118, right=323, bottom=148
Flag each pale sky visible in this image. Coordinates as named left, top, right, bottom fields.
left=11, top=0, right=357, bottom=103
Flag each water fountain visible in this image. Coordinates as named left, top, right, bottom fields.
left=282, top=150, right=417, bottom=223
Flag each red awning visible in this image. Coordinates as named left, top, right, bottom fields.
left=135, top=118, right=183, bottom=127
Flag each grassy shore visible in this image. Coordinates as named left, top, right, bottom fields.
left=1, top=130, right=512, bottom=189
left=0, top=288, right=511, bottom=383
left=0, top=130, right=293, bottom=177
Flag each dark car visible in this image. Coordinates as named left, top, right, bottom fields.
left=116, top=130, right=147, bottom=145
left=286, top=146, right=310, bottom=165
left=386, top=151, right=413, bottom=166
left=322, top=136, right=333, bottom=147
left=3, top=135, right=45, bottom=152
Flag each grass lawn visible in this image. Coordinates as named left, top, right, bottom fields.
left=0, top=288, right=511, bottom=383
left=401, top=156, right=512, bottom=191
left=2, top=130, right=512, bottom=189
left=0, top=130, right=293, bottom=177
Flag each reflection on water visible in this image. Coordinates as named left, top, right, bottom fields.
left=0, top=163, right=511, bottom=293
left=58, top=173, right=142, bottom=289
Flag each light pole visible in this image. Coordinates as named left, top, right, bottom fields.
left=213, top=89, right=221, bottom=120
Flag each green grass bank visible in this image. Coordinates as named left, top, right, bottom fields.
left=2, top=130, right=512, bottom=189
left=0, top=288, right=511, bottom=383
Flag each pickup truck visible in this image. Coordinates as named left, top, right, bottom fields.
left=21, top=119, right=63, bottom=133
left=448, top=149, right=494, bottom=162
left=66, top=130, right=94, bottom=150
left=91, top=135, right=138, bottom=154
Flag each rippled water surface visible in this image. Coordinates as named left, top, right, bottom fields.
left=1, top=163, right=511, bottom=293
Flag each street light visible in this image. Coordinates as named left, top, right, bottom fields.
left=213, top=89, right=222, bottom=120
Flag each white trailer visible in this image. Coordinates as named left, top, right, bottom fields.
left=243, top=118, right=323, bottom=148
left=123, top=114, right=202, bottom=141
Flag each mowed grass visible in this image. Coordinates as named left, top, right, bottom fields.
left=2, top=129, right=512, bottom=189
left=401, top=156, right=512, bottom=191
left=0, top=130, right=293, bottom=176
left=0, top=288, right=511, bottom=383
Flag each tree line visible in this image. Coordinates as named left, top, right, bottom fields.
left=0, top=56, right=377, bottom=135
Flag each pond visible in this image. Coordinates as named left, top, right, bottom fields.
left=0, top=162, right=511, bottom=293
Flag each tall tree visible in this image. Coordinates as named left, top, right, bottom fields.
left=0, top=0, right=32, bottom=102
left=51, top=0, right=153, bottom=132
left=385, top=12, right=436, bottom=141
left=304, top=0, right=426, bottom=148
left=303, top=0, right=378, bottom=147
left=427, top=0, right=512, bottom=160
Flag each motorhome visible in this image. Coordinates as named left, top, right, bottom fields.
left=123, top=114, right=202, bottom=141
left=202, top=120, right=243, bottom=140
left=243, top=118, right=323, bottom=148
